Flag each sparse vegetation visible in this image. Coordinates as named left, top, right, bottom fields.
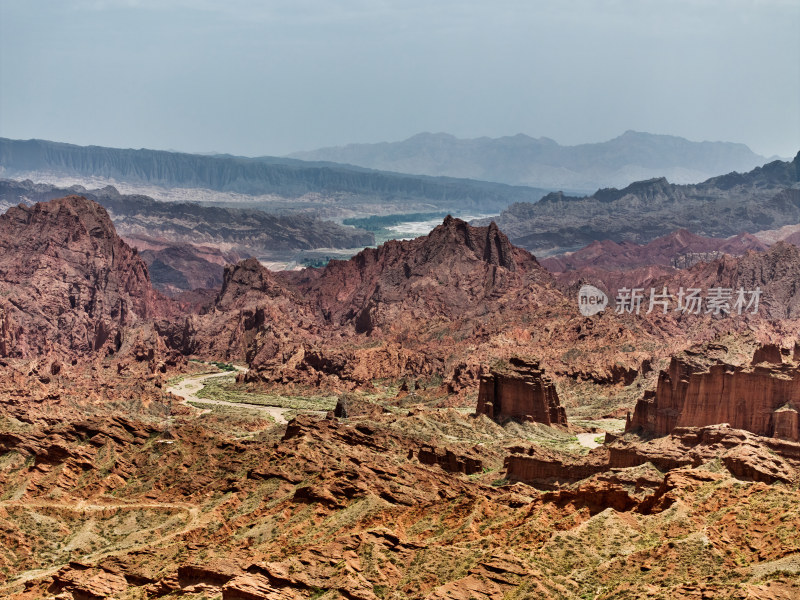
left=196, top=376, right=337, bottom=411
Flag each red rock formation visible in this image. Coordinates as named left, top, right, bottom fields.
left=0, top=195, right=173, bottom=358
left=504, top=445, right=608, bottom=486
left=333, top=394, right=387, bottom=419
left=751, top=343, right=784, bottom=365
left=661, top=241, right=800, bottom=320
left=417, top=445, right=483, bottom=475
left=159, top=257, right=318, bottom=362
left=774, top=406, right=800, bottom=442
left=123, top=235, right=246, bottom=296
left=476, top=357, right=567, bottom=425
left=181, top=216, right=569, bottom=386
left=627, top=345, right=800, bottom=441
left=288, top=215, right=554, bottom=334
left=48, top=563, right=129, bottom=599
left=506, top=424, right=800, bottom=487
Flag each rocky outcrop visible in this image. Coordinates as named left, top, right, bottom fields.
left=627, top=345, right=800, bottom=441
left=0, top=195, right=173, bottom=358
left=774, top=406, right=800, bottom=442
left=417, top=445, right=483, bottom=475
left=751, top=343, right=785, bottom=365
left=506, top=424, right=800, bottom=487
left=505, top=445, right=608, bottom=486
left=223, top=573, right=301, bottom=600
left=48, top=563, right=129, bottom=599
left=333, top=394, right=387, bottom=419
left=159, top=257, right=317, bottom=362
left=476, top=357, right=567, bottom=425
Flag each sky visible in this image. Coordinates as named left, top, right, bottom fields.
left=1, top=0, right=798, bottom=158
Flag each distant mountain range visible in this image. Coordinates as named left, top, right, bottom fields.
left=0, top=138, right=550, bottom=214
left=478, top=152, right=800, bottom=256
left=290, top=131, right=769, bottom=192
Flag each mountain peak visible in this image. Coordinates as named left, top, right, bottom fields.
left=424, top=216, right=519, bottom=271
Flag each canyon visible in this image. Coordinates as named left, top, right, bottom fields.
left=1, top=194, right=800, bottom=599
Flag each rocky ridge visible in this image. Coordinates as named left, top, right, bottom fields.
left=483, top=151, right=800, bottom=255
left=0, top=138, right=550, bottom=213
left=0, top=178, right=375, bottom=255
left=0, top=195, right=174, bottom=358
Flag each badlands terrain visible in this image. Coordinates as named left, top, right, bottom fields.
left=0, top=175, right=800, bottom=600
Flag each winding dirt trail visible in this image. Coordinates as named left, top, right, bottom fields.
left=576, top=433, right=602, bottom=449
left=166, top=366, right=292, bottom=424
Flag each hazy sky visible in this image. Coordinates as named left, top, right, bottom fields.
left=1, top=0, right=798, bottom=158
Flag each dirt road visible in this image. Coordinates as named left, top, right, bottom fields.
left=166, top=367, right=291, bottom=424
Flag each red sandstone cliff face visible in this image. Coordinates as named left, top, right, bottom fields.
left=476, top=357, right=567, bottom=426
left=627, top=345, right=800, bottom=441
left=0, top=196, right=172, bottom=358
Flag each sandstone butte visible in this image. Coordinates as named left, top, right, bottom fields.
left=627, top=343, right=800, bottom=442
left=476, top=357, right=568, bottom=426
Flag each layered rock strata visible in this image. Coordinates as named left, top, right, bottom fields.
left=476, top=357, right=567, bottom=425
left=627, top=345, right=800, bottom=441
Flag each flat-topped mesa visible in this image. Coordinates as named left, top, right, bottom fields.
left=626, top=344, right=800, bottom=442
left=476, top=357, right=567, bottom=426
